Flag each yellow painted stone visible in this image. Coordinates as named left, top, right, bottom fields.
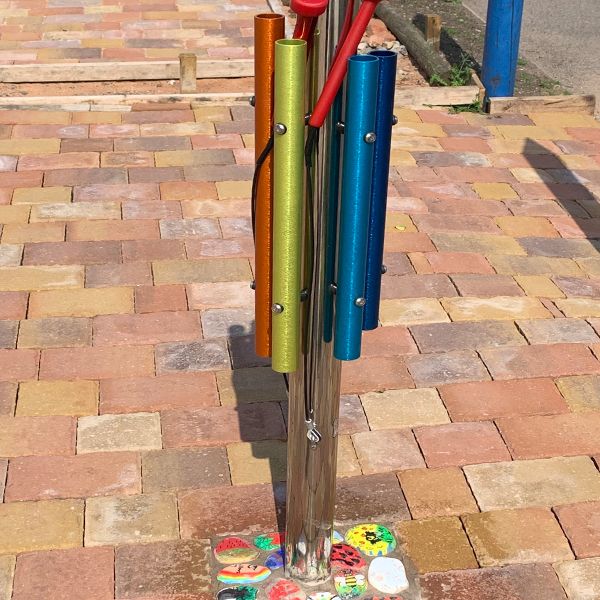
left=17, top=381, right=99, bottom=417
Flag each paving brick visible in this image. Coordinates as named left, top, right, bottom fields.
left=554, top=502, right=600, bottom=558
left=555, top=558, right=600, bottom=600
left=161, top=403, right=285, bottom=448
left=360, top=325, right=418, bottom=357
left=45, top=167, right=127, bottom=187
left=517, top=318, right=599, bottom=344
left=352, top=429, right=425, bottom=474
left=465, top=455, right=600, bottom=511
left=0, top=382, right=16, bottom=415
left=554, top=277, right=600, bottom=298
left=143, top=447, right=229, bottom=493
left=519, top=237, right=600, bottom=259
left=179, top=482, right=285, bottom=538
left=0, top=264, right=83, bottom=292
left=0, top=245, right=22, bottom=268
left=514, top=275, right=564, bottom=297
left=426, top=252, right=494, bottom=274
left=337, top=434, right=363, bottom=477
left=156, top=338, right=230, bottom=374
left=86, top=262, right=152, bottom=288
left=0, top=348, right=39, bottom=381
left=23, top=240, right=121, bottom=266
left=122, top=200, right=182, bottom=220
left=216, top=366, right=286, bottom=406
left=160, top=180, right=217, bottom=201
left=29, top=286, right=133, bottom=317
left=420, top=564, right=568, bottom=600
left=384, top=232, right=435, bottom=253
left=153, top=258, right=251, bottom=284
left=415, top=422, right=510, bottom=468
left=6, top=452, right=140, bottom=502
left=0, top=206, right=30, bottom=225
left=62, top=138, right=112, bottom=153
left=451, top=274, right=524, bottom=297
left=380, top=274, right=456, bottom=300
left=85, top=492, right=178, bottom=546
left=430, top=232, right=526, bottom=255
left=78, top=412, right=161, bottom=453
left=379, top=298, right=449, bottom=327
left=441, top=296, right=551, bottom=321
left=159, top=216, right=219, bottom=239
left=0, top=138, right=60, bottom=156
left=18, top=316, right=91, bottom=348
left=464, top=507, right=572, bottom=567
left=31, top=201, right=120, bottom=223
left=556, top=375, right=600, bottom=412
left=101, top=150, right=154, bottom=168
left=17, top=380, right=98, bottom=417
left=186, top=281, right=253, bottom=310
left=396, top=516, right=478, bottom=574
left=414, top=214, right=500, bottom=235
left=495, top=216, right=559, bottom=238
left=555, top=298, right=600, bottom=318
left=361, top=388, right=449, bottom=429
left=115, top=540, right=210, bottom=600
left=473, top=182, right=518, bottom=199
left=74, top=182, right=158, bottom=203
left=0, top=555, right=14, bottom=600
left=0, top=321, right=17, bottom=349
left=12, top=186, right=70, bottom=205
left=228, top=334, right=270, bottom=370
left=0, top=499, right=83, bottom=554
left=116, top=136, right=190, bottom=152
left=497, top=412, right=600, bottom=459
left=68, top=219, right=159, bottom=242
left=226, top=439, right=288, bottom=485
left=399, top=467, right=478, bottom=519
left=341, top=356, right=413, bottom=394
left=440, top=378, right=568, bottom=422
left=134, top=284, right=187, bottom=313
left=12, top=547, right=113, bottom=600
left=2, top=222, right=65, bottom=244
left=480, top=343, right=600, bottom=380
left=406, top=350, right=489, bottom=387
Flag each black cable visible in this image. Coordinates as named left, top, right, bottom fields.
left=251, top=134, right=274, bottom=245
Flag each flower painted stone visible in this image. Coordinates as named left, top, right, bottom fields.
left=267, top=578, right=306, bottom=600
left=255, top=532, right=285, bottom=551
left=217, top=586, right=258, bottom=600
left=331, top=544, right=366, bottom=571
left=217, top=564, right=271, bottom=585
left=265, top=548, right=285, bottom=570
left=367, top=558, right=408, bottom=595
left=215, top=537, right=260, bottom=564
left=308, top=593, right=340, bottom=600
left=345, top=524, right=396, bottom=557
left=334, top=570, right=368, bottom=599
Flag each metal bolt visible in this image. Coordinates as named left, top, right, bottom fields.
left=305, top=113, right=311, bottom=125
left=329, top=283, right=338, bottom=294
left=336, top=121, right=345, bottom=133
left=249, top=95, right=256, bottom=107
left=381, top=265, right=387, bottom=274
left=392, top=114, right=398, bottom=125
left=364, top=132, right=376, bottom=144
left=300, top=289, right=309, bottom=301
left=274, top=123, right=287, bottom=135
left=355, top=297, right=366, bottom=307
left=250, top=280, right=256, bottom=290
left=271, top=303, right=284, bottom=314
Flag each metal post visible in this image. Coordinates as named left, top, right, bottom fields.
left=284, top=0, right=348, bottom=583
left=481, top=0, right=525, bottom=97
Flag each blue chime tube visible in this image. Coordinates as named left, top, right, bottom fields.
left=333, top=54, right=378, bottom=361
left=363, top=49, right=397, bottom=331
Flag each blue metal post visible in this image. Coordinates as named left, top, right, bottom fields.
left=333, top=54, right=378, bottom=361
left=481, top=0, right=524, bottom=97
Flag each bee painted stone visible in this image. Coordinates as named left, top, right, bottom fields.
left=215, top=537, right=260, bottom=564
left=265, top=548, right=285, bottom=570
left=331, top=544, right=366, bottom=571
left=334, top=570, right=368, bottom=599
left=367, top=557, right=408, bottom=595
left=217, top=564, right=271, bottom=585
left=255, top=532, right=285, bottom=551
left=308, top=593, right=340, bottom=600
left=345, top=524, right=396, bottom=557
left=267, top=578, right=306, bottom=600
left=217, top=586, right=258, bottom=600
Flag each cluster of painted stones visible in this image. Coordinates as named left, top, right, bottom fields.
left=214, top=525, right=409, bottom=600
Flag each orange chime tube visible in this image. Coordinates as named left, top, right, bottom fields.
left=254, top=14, right=285, bottom=357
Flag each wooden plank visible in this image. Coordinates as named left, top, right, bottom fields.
left=425, top=14, right=442, bottom=52
left=0, top=92, right=254, bottom=111
left=489, top=94, right=596, bottom=115
left=0, top=59, right=254, bottom=83
left=394, top=84, right=480, bottom=108
left=179, top=53, right=197, bottom=93
left=471, top=71, right=486, bottom=105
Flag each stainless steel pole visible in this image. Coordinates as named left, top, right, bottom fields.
left=285, top=0, right=348, bottom=583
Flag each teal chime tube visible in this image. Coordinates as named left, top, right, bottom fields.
left=333, top=54, right=378, bottom=361
left=272, top=39, right=307, bottom=373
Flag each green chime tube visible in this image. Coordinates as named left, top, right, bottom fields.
left=272, top=38, right=307, bottom=373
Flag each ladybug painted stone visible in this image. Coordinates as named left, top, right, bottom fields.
left=331, top=543, right=366, bottom=571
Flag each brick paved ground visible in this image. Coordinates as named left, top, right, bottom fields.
left=0, top=72, right=600, bottom=600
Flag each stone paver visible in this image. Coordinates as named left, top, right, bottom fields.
left=0, top=76, right=598, bottom=596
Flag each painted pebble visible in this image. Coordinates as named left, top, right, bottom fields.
left=267, top=578, right=306, bottom=600
left=255, top=532, right=285, bottom=551
left=332, top=531, right=344, bottom=544
left=266, top=548, right=285, bottom=570
left=217, top=586, right=258, bottom=600
left=334, top=569, right=368, bottom=600
left=217, top=565, right=271, bottom=585
left=345, top=524, right=396, bottom=557
left=367, top=558, right=408, bottom=595
left=215, top=537, right=260, bottom=564
left=331, top=544, right=366, bottom=571
left=308, top=593, right=340, bottom=600
left=370, top=597, right=405, bottom=600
